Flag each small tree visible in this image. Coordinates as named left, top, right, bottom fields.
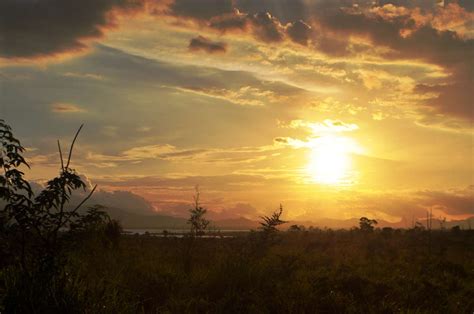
left=260, top=204, right=287, bottom=234
left=359, top=216, right=377, bottom=232
left=0, top=120, right=118, bottom=312
left=0, top=120, right=104, bottom=272
left=187, top=186, right=209, bottom=237
left=288, top=224, right=305, bottom=232
left=439, top=216, right=447, bottom=230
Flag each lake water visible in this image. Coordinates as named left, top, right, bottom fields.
left=123, top=229, right=250, bottom=238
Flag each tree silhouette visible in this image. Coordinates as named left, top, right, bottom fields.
left=187, top=186, right=209, bottom=237
left=359, top=216, right=378, bottom=232
left=288, top=224, right=305, bottom=232
left=0, top=120, right=106, bottom=274
left=260, top=204, right=287, bottom=234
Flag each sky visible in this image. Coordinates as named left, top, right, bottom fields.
left=0, top=0, right=473, bottom=224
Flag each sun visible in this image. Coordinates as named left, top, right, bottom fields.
left=306, top=135, right=358, bottom=185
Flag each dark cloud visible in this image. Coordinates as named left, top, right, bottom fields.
left=2, top=0, right=471, bottom=123
left=250, top=12, right=285, bottom=43
left=87, top=190, right=156, bottom=215
left=169, top=0, right=473, bottom=121
left=286, top=20, right=312, bottom=45
left=415, top=72, right=473, bottom=120
left=25, top=177, right=156, bottom=215
left=379, top=0, right=473, bottom=12
left=208, top=10, right=288, bottom=44
left=170, top=0, right=233, bottom=19
left=235, top=0, right=302, bottom=22
left=377, top=0, right=438, bottom=10
left=170, top=3, right=286, bottom=44
left=273, top=137, right=289, bottom=144
left=315, top=35, right=351, bottom=56
left=455, top=0, right=474, bottom=12
left=418, top=187, right=474, bottom=216
left=0, top=0, right=144, bottom=59
left=316, top=8, right=474, bottom=121
left=209, top=10, right=249, bottom=32
left=188, top=35, right=227, bottom=53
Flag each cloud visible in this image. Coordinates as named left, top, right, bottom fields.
left=62, top=72, right=105, bottom=80
left=92, top=173, right=474, bottom=221
left=26, top=175, right=156, bottom=215
left=169, top=0, right=233, bottom=20
left=250, top=12, right=285, bottom=43
left=122, top=144, right=180, bottom=159
left=94, top=174, right=272, bottom=191
left=314, top=4, right=474, bottom=121
left=281, top=119, right=359, bottom=133
left=188, top=35, right=227, bottom=53
left=171, top=85, right=281, bottom=106
left=51, top=102, right=86, bottom=113
left=208, top=202, right=260, bottom=219
left=164, top=0, right=472, bottom=121
left=209, top=10, right=249, bottom=32
left=166, top=3, right=310, bottom=45
left=84, top=141, right=281, bottom=167
left=88, top=189, right=156, bottom=215
left=86, top=144, right=208, bottom=163
left=417, top=186, right=474, bottom=216
left=286, top=20, right=312, bottom=45
left=355, top=69, right=415, bottom=91
left=0, top=0, right=144, bottom=59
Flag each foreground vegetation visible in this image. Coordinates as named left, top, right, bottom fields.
left=2, top=227, right=473, bottom=313
left=1, top=120, right=473, bottom=313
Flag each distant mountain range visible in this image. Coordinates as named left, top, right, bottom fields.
left=102, top=206, right=473, bottom=231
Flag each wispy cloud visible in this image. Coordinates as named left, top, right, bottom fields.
left=51, top=102, right=85, bottom=113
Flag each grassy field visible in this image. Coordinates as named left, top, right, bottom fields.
left=3, top=227, right=472, bottom=313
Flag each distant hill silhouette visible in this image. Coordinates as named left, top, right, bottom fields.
left=93, top=206, right=189, bottom=229
left=94, top=206, right=473, bottom=231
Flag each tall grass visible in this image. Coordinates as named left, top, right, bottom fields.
left=3, top=228, right=471, bottom=313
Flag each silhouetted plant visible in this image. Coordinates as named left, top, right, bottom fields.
left=260, top=204, right=287, bottom=234
left=439, top=216, right=447, bottom=230
left=288, top=224, right=305, bottom=232
left=359, top=217, right=377, bottom=232
left=1, top=122, right=99, bottom=270
left=70, top=204, right=122, bottom=248
left=414, top=221, right=425, bottom=231
left=0, top=120, right=116, bottom=312
left=187, top=186, right=209, bottom=237
left=0, top=119, right=33, bottom=268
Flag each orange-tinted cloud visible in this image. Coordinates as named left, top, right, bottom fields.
left=51, top=102, right=86, bottom=113
left=94, top=174, right=474, bottom=220
left=159, top=0, right=473, bottom=121
left=314, top=6, right=473, bottom=121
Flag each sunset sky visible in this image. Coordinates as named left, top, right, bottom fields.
left=1, top=0, right=472, bottom=224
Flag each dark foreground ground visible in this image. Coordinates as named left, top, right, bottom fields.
left=2, top=228, right=474, bottom=313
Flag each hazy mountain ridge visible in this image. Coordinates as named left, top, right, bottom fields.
left=102, top=206, right=473, bottom=230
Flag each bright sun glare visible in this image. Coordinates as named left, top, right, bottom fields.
left=306, top=135, right=359, bottom=186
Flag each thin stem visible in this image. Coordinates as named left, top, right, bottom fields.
left=65, top=124, right=83, bottom=169
left=57, top=140, right=64, bottom=171
left=70, top=184, right=97, bottom=215
left=56, top=185, right=98, bottom=230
